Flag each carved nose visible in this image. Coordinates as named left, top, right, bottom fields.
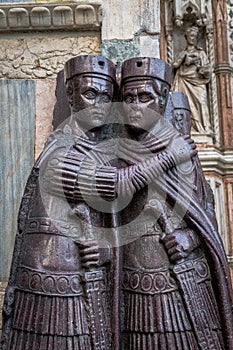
left=131, top=104, right=139, bottom=110
left=95, top=95, right=103, bottom=105
left=131, top=98, right=141, bottom=110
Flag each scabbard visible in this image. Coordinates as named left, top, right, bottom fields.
left=83, top=269, right=111, bottom=350
left=172, top=256, right=223, bottom=350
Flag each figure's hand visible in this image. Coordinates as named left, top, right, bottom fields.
left=185, top=53, right=201, bottom=66
left=173, top=51, right=186, bottom=68
left=169, top=135, right=197, bottom=165
left=161, top=229, right=200, bottom=262
left=197, top=65, right=210, bottom=79
left=79, top=240, right=100, bottom=268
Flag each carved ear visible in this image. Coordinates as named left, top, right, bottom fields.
left=66, top=82, right=73, bottom=106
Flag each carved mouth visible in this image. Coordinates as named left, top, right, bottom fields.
left=129, top=112, right=143, bottom=122
left=92, top=112, right=105, bottom=120
left=130, top=118, right=141, bottom=123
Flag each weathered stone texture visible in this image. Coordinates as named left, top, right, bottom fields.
left=0, top=34, right=101, bottom=79
left=102, top=0, right=160, bottom=40
left=0, top=282, right=7, bottom=332
left=102, top=39, right=140, bottom=62
left=101, top=0, right=160, bottom=60
left=35, top=79, right=57, bottom=159
left=0, top=79, right=35, bottom=281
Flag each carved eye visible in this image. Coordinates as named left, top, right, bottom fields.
left=66, top=85, right=73, bottom=96
left=102, top=94, right=111, bottom=103
left=124, top=95, right=134, bottom=104
left=162, top=86, right=168, bottom=97
left=176, top=113, right=184, bottom=121
left=83, top=90, right=96, bottom=99
left=139, top=93, right=153, bottom=103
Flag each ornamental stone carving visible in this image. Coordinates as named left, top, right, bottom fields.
left=172, top=26, right=212, bottom=134
left=0, top=3, right=101, bottom=32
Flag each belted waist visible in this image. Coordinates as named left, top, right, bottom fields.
left=122, top=266, right=178, bottom=295
left=25, top=217, right=83, bottom=242
left=16, top=264, right=107, bottom=299
left=120, top=218, right=187, bottom=243
left=16, top=266, right=83, bottom=296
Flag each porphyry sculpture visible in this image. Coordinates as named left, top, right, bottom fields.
left=1, top=55, right=232, bottom=350
left=119, top=57, right=233, bottom=350
left=0, top=55, right=118, bottom=350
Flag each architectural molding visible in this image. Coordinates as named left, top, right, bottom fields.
left=214, top=63, right=233, bottom=75
left=0, top=2, right=101, bottom=33
left=172, top=0, right=212, bottom=27
left=198, top=148, right=233, bottom=175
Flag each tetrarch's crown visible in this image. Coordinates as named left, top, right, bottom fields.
left=64, top=55, right=116, bottom=82
left=171, top=91, right=191, bottom=111
left=121, top=57, right=172, bottom=86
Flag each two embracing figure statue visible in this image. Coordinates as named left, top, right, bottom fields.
left=1, top=55, right=233, bottom=350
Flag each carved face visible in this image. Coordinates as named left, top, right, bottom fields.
left=185, top=30, right=198, bottom=46
left=66, top=74, right=114, bottom=130
left=122, top=78, right=169, bottom=133
left=173, top=108, right=191, bottom=135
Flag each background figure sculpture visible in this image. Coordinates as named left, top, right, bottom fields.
left=172, top=26, right=212, bottom=134
left=170, top=91, right=191, bottom=135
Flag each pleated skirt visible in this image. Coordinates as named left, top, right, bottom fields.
left=122, top=270, right=225, bottom=350
left=122, top=289, right=200, bottom=350
left=7, top=290, right=91, bottom=350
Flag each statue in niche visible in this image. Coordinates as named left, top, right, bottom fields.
left=172, top=26, right=213, bottom=134
left=1, top=55, right=233, bottom=350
